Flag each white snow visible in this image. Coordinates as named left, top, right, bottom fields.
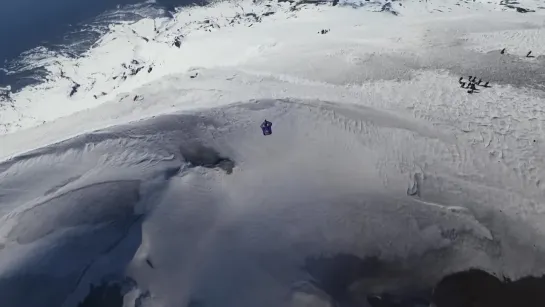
left=1, top=0, right=545, bottom=306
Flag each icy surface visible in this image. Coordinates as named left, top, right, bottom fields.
left=1, top=0, right=545, bottom=306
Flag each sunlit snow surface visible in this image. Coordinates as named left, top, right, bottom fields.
left=1, top=0, right=545, bottom=306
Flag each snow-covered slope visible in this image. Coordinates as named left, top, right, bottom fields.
left=1, top=0, right=544, bottom=135
left=1, top=0, right=545, bottom=306
left=2, top=98, right=545, bottom=307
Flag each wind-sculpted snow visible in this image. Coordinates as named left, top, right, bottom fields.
left=2, top=99, right=545, bottom=306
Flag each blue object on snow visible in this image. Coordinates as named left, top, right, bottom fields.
left=261, top=120, right=272, bottom=135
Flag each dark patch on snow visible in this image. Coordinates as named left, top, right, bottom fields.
left=69, top=83, right=81, bottom=97
left=381, top=2, right=399, bottom=15
left=93, top=91, right=108, bottom=99
left=515, top=7, right=534, bottom=13
left=245, top=13, right=261, bottom=22
left=0, top=87, right=12, bottom=102
left=305, top=252, right=545, bottom=307
left=130, top=66, right=144, bottom=76
left=179, top=143, right=234, bottom=174
left=433, top=269, right=545, bottom=307
left=77, top=281, right=124, bottom=307
left=145, top=259, right=154, bottom=269
left=148, top=67, right=153, bottom=73
left=499, top=0, right=535, bottom=13
left=304, top=253, right=433, bottom=306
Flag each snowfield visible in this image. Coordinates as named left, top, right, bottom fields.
left=1, top=0, right=545, bottom=306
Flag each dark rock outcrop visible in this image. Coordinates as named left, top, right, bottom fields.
left=433, top=269, right=545, bottom=307
left=180, top=144, right=234, bottom=174
left=69, top=83, right=80, bottom=97
left=174, top=36, right=183, bottom=48
left=77, top=282, right=123, bottom=307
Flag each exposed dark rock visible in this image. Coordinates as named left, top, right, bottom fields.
left=94, top=91, right=109, bottom=99
left=174, top=36, right=182, bottom=48
left=148, top=67, right=153, bottom=73
left=131, top=60, right=140, bottom=65
left=303, top=252, right=545, bottom=307
left=500, top=1, right=536, bottom=13
left=516, top=6, right=534, bottom=13
left=245, top=13, right=260, bottom=22
left=0, top=89, right=12, bottom=102
left=69, top=83, right=80, bottom=97
left=381, top=2, right=399, bottom=15
left=433, top=269, right=545, bottom=307
left=130, top=66, right=144, bottom=76
left=180, top=144, right=234, bottom=174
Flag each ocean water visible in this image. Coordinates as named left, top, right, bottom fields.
left=0, top=0, right=206, bottom=92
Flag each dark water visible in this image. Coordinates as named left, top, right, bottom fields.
left=0, top=0, right=206, bottom=92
